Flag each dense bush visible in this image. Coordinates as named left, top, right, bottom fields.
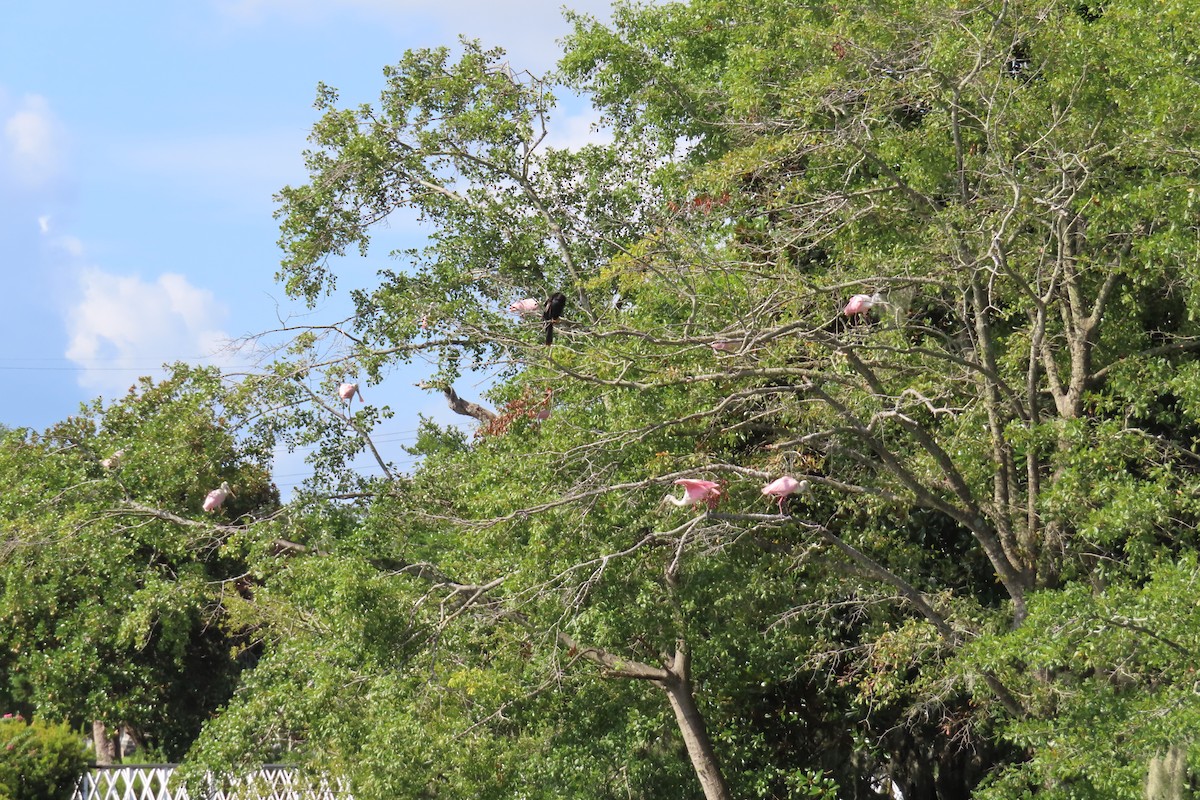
left=0, top=715, right=88, bottom=800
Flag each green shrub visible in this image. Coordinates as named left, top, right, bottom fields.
left=0, top=715, right=88, bottom=800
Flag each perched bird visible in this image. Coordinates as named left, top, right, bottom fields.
left=508, top=298, right=541, bottom=316
left=101, top=449, right=124, bottom=470
left=338, top=382, right=363, bottom=405
left=761, top=476, right=810, bottom=514
left=711, top=339, right=737, bottom=352
left=543, top=292, right=567, bottom=345
left=533, top=389, right=553, bottom=422
left=663, top=478, right=722, bottom=510
left=203, top=481, right=235, bottom=513
left=843, top=292, right=884, bottom=316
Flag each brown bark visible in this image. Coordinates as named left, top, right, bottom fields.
left=661, top=670, right=733, bottom=800
left=92, top=720, right=116, bottom=765
left=419, top=382, right=496, bottom=424
left=560, top=631, right=732, bottom=800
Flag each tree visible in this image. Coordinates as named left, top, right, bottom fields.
left=561, top=0, right=1200, bottom=794
left=183, top=37, right=819, bottom=799
left=180, top=0, right=1200, bottom=797
left=0, top=716, right=88, bottom=800
left=0, top=366, right=279, bottom=760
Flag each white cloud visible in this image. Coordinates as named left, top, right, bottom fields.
left=215, top=0, right=613, bottom=19
left=55, top=234, right=85, bottom=258
left=211, top=0, right=621, bottom=73
left=65, top=269, right=233, bottom=392
left=1, top=93, right=63, bottom=187
left=36, top=216, right=85, bottom=257
left=545, top=103, right=612, bottom=151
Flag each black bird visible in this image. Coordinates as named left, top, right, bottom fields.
left=543, top=292, right=567, bottom=345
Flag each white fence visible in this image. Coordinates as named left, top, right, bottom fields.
left=74, top=764, right=352, bottom=800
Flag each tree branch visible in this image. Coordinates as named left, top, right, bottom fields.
left=418, top=382, right=497, bottom=424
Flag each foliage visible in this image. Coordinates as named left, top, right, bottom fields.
left=0, top=366, right=279, bottom=758
left=6, top=0, right=1200, bottom=797
left=179, top=0, right=1200, bottom=795
left=967, top=556, right=1200, bottom=798
left=0, top=716, right=88, bottom=800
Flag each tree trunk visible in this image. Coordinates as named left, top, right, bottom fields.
left=661, top=673, right=732, bottom=800
left=561, top=629, right=733, bottom=800
left=91, top=720, right=116, bottom=765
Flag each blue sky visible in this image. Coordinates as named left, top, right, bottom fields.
left=0, top=1, right=614, bottom=491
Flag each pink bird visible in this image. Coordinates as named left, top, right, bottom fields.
left=762, top=476, right=810, bottom=514
left=711, top=340, right=737, bottom=352
left=203, top=481, right=234, bottom=513
left=843, top=292, right=883, bottom=316
left=508, top=298, right=541, bottom=316
left=338, top=382, right=363, bottom=405
left=101, top=449, right=124, bottom=470
left=663, top=478, right=723, bottom=509
left=534, top=388, right=553, bottom=421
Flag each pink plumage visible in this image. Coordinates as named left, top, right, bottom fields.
left=338, top=382, right=363, bottom=404
left=710, top=340, right=737, bottom=352
left=533, top=388, right=553, bottom=422
left=508, top=298, right=541, bottom=316
left=843, top=293, right=882, bottom=316
left=203, top=481, right=234, bottom=513
left=665, top=478, right=723, bottom=509
left=761, top=476, right=810, bottom=513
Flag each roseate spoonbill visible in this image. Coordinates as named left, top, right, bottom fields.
left=663, top=479, right=722, bottom=510
left=509, top=298, right=540, bottom=316
left=543, top=292, right=567, bottom=345
left=338, top=382, right=363, bottom=405
left=101, top=449, right=124, bottom=469
left=530, top=388, right=552, bottom=424
left=843, top=292, right=883, bottom=316
left=711, top=340, right=737, bottom=352
left=533, top=389, right=553, bottom=422
left=203, top=481, right=234, bottom=513
left=762, top=476, right=810, bottom=514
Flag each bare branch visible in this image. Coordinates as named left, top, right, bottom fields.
left=418, top=381, right=497, bottom=424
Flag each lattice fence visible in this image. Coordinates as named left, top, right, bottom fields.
left=73, top=764, right=352, bottom=800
